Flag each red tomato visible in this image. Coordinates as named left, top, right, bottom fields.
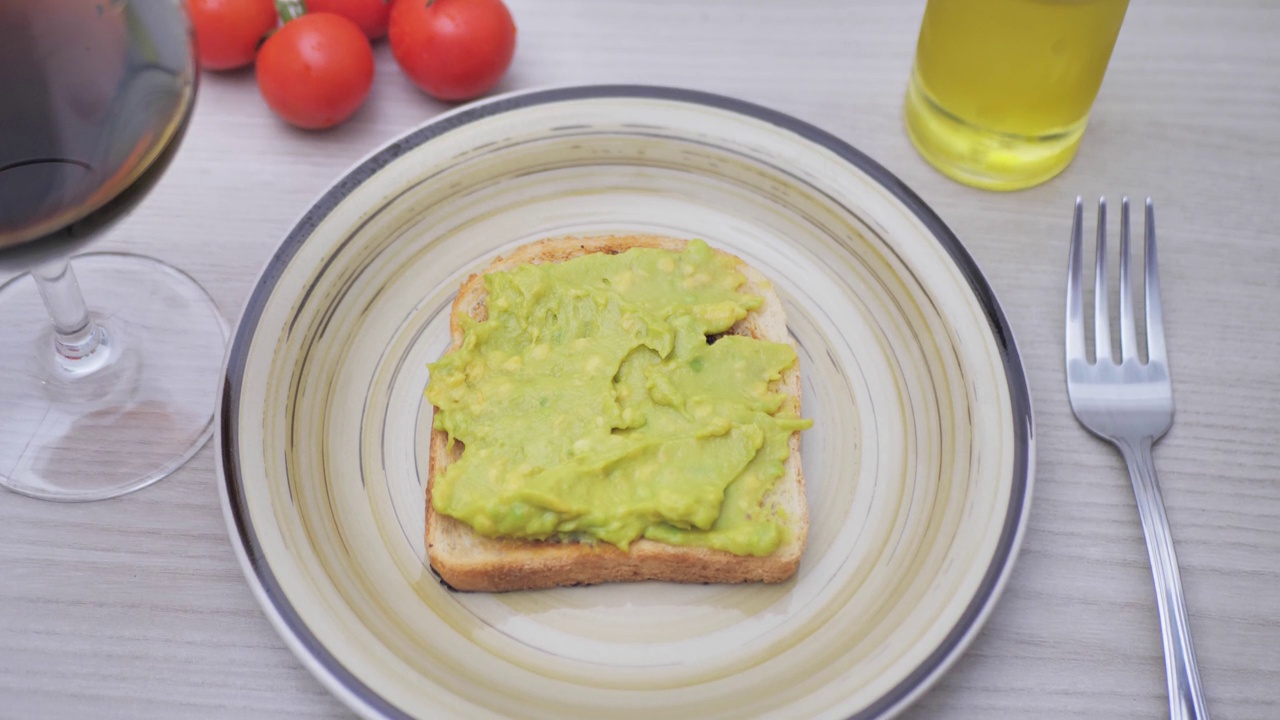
left=388, top=0, right=517, bottom=102
left=189, top=0, right=278, bottom=71
left=305, top=0, right=391, bottom=40
left=255, top=13, right=375, bottom=130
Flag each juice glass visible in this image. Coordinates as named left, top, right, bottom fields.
left=904, top=0, right=1130, bottom=191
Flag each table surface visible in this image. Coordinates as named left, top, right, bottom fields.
left=3, top=1, right=1278, bottom=718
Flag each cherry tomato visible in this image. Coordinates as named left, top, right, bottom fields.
left=388, top=0, right=517, bottom=101
left=189, top=0, right=278, bottom=71
left=305, top=0, right=391, bottom=40
left=255, top=13, right=374, bottom=130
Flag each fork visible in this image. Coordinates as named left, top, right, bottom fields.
left=1065, top=196, right=1210, bottom=720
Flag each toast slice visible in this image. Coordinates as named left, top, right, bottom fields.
left=425, top=234, right=807, bottom=592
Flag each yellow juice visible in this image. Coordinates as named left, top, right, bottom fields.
left=904, top=0, right=1130, bottom=190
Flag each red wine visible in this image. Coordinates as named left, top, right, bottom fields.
left=0, top=0, right=197, bottom=270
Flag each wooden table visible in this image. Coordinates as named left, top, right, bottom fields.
left=3, top=1, right=1278, bottom=717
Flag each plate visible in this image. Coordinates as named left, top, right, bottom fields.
left=218, top=86, right=1034, bottom=720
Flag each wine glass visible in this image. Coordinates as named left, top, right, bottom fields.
left=0, top=0, right=227, bottom=501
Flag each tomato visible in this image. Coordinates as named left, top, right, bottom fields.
left=305, top=0, right=391, bottom=40
left=255, top=13, right=375, bottom=130
left=388, top=0, right=517, bottom=101
left=189, top=0, right=278, bottom=71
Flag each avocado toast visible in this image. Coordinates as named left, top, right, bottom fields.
left=425, top=234, right=810, bottom=592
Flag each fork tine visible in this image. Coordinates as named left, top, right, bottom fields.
left=1094, top=197, right=1113, bottom=363
left=1066, top=197, right=1086, bottom=363
left=1119, top=197, right=1138, bottom=361
left=1145, top=198, right=1168, bottom=365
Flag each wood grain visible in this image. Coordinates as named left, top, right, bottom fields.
left=2, top=0, right=1277, bottom=718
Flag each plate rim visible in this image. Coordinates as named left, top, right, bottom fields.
left=215, top=83, right=1036, bottom=720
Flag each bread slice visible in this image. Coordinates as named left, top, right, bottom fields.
left=425, top=234, right=807, bottom=592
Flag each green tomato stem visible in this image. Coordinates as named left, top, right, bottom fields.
left=275, top=0, right=307, bottom=24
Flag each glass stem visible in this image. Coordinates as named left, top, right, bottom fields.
left=31, top=258, right=106, bottom=364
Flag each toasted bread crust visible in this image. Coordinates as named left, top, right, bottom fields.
left=426, top=234, right=807, bottom=592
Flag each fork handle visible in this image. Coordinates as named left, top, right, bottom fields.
left=1118, top=437, right=1211, bottom=720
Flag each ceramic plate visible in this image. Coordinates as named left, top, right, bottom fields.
left=218, top=86, right=1034, bottom=720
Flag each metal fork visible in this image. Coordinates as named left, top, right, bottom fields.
left=1065, top=196, right=1209, bottom=720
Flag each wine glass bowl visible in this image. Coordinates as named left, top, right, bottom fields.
left=0, top=0, right=195, bottom=270
left=0, top=0, right=228, bottom=501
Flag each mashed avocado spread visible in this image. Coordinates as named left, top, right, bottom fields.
left=426, top=240, right=811, bottom=556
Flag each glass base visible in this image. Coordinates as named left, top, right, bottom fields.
left=0, top=253, right=227, bottom=501
left=904, top=72, right=1086, bottom=192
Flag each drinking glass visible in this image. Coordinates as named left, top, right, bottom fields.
left=0, top=0, right=227, bottom=501
left=904, top=0, right=1131, bottom=191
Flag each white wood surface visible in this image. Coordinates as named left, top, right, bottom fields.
left=3, top=1, right=1278, bottom=717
